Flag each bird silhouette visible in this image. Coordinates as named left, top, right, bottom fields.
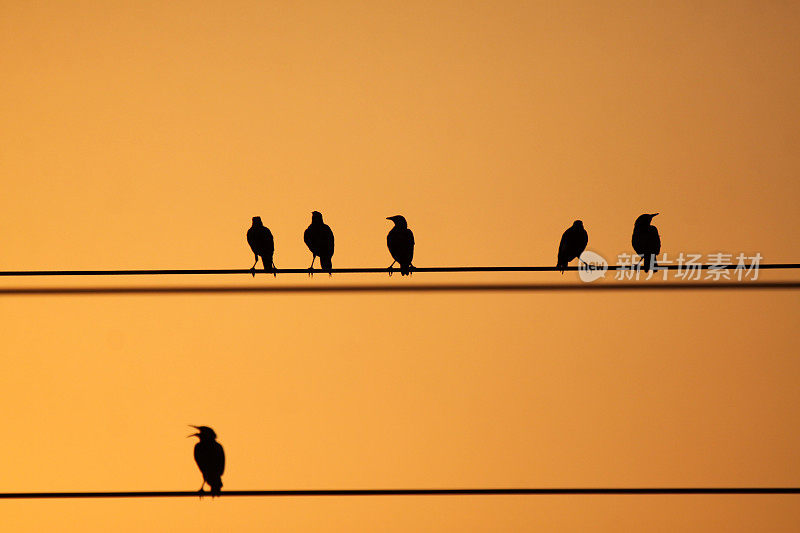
left=303, top=211, right=335, bottom=275
left=188, top=425, right=225, bottom=497
left=247, top=216, right=276, bottom=277
left=556, top=220, right=589, bottom=273
left=632, top=213, right=661, bottom=271
left=386, top=215, right=414, bottom=276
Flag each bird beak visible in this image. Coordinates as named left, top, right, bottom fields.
left=187, top=425, right=200, bottom=437
left=386, top=216, right=392, bottom=220
left=651, top=213, right=659, bottom=217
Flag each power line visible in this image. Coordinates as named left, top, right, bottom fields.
left=0, top=264, right=796, bottom=277
left=0, top=282, right=797, bottom=296
left=0, top=488, right=798, bottom=499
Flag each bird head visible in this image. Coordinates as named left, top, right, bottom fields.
left=311, top=211, right=323, bottom=223
left=386, top=215, right=407, bottom=228
left=573, top=220, right=584, bottom=228
left=634, top=213, right=658, bottom=226
left=188, top=425, right=217, bottom=441
left=252, top=216, right=263, bottom=226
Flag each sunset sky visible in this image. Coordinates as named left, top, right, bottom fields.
left=1, top=1, right=799, bottom=531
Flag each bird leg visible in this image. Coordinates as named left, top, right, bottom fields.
left=308, top=256, right=316, bottom=277
left=250, top=255, right=259, bottom=277
left=388, top=260, right=396, bottom=277
left=270, top=262, right=277, bottom=277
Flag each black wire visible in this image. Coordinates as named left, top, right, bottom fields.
left=0, top=488, right=798, bottom=499
left=0, top=264, right=796, bottom=276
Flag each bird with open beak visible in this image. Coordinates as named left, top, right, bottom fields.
left=188, top=425, right=225, bottom=496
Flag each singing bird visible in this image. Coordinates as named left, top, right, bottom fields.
left=632, top=213, right=661, bottom=271
left=304, top=211, right=335, bottom=275
left=556, top=220, right=589, bottom=273
left=247, top=216, right=276, bottom=277
left=189, top=425, right=225, bottom=496
left=386, top=215, right=414, bottom=276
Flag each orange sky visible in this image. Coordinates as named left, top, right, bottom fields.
left=1, top=1, right=799, bottom=531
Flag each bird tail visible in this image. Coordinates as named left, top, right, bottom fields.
left=210, top=480, right=222, bottom=496
left=556, top=262, right=566, bottom=274
left=401, top=263, right=412, bottom=276
left=320, top=257, right=332, bottom=273
left=643, top=255, right=658, bottom=272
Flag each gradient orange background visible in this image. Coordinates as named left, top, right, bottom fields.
left=1, top=1, right=799, bottom=530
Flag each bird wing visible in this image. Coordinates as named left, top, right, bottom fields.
left=648, top=226, right=661, bottom=256
left=264, top=227, right=274, bottom=256
left=322, top=224, right=334, bottom=256
left=214, top=442, right=225, bottom=477
left=577, top=228, right=588, bottom=257
left=388, top=228, right=414, bottom=264
left=195, top=442, right=225, bottom=480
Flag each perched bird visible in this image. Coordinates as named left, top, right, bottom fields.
left=188, top=425, right=225, bottom=496
left=632, top=213, right=661, bottom=271
left=303, top=211, right=335, bottom=275
left=247, top=216, right=276, bottom=277
left=556, top=220, right=589, bottom=273
left=386, top=215, right=414, bottom=276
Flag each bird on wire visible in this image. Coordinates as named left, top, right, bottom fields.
left=303, top=211, right=335, bottom=276
left=632, top=213, right=661, bottom=271
left=556, top=220, right=589, bottom=273
left=188, top=425, right=225, bottom=497
left=247, top=216, right=276, bottom=277
left=386, top=215, right=415, bottom=276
